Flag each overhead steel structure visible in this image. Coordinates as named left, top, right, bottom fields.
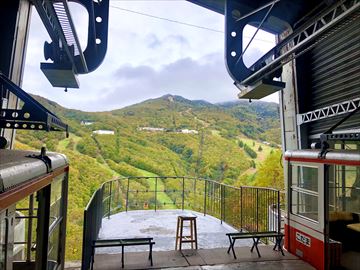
left=188, top=1, right=360, bottom=269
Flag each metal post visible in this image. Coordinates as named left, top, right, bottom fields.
left=240, top=187, right=243, bottom=230
left=204, top=180, right=207, bottom=216
left=108, top=181, right=112, bottom=219
left=27, top=194, right=34, bottom=262
left=126, top=178, right=130, bottom=212
left=256, top=188, right=259, bottom=232
left=182, top=177, right=185, bottom=211
left=223, top=185, right=226, bottom=223
left=155, top=177, right=158, bottom=212
left=220, top=185, right=223, bottom=224
left=277, top=190, right=281, bottom=233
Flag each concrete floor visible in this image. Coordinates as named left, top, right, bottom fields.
left=98, top=210, right=253, bottom=253
left=92, top=246, right=315, bottom=270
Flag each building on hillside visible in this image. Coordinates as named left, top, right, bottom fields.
left=81, top=121, right=94, bottom=126
left=92, top=130, right=115, bottom=135
left=138, top=127, right=165, bottom=132
left=181, top=129, right=198, bottom=134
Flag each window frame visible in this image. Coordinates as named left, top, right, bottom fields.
left=289, top=162, right=324, bottom=230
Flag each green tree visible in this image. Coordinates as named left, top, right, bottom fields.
left=238, top=140, right=244, bottom=148
left=254, top=150, right=284, bottom=189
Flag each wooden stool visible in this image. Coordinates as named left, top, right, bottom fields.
left=175, top=216, right=198, bottom=250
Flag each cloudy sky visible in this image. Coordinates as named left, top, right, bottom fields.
left=23, top=0, right=278, bottom=112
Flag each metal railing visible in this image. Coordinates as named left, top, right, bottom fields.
left=82, top=176, right=282, bottom=270
left=81, top=188, right=103, bottom=270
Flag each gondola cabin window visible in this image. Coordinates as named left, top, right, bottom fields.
left=291, top=165, right=320, bottom=222
left=0, top=217, right=5, bottom=269
left=330, top=165, right=360, bottom=213
left=48, top=173, right=66, bottom=269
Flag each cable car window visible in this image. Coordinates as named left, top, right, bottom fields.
left=330, top=165, right=360, bottom=213
left=48, top=173, right=66, bottom=269
left=293, top=166, right=318, bottom=192
left=49, top=175, right=63, bottom=227
left=0, top=216, right=6, bottom=269
left=14, top=194, right=38, bottom=262
left=291, top=165, right=319, bottom=222
left=48, top=225, right=60, bottom=270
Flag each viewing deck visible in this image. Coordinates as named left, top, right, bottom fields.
left=97, top=210, right=246, bottom=253
left=92, top=210, right=314, bottom=270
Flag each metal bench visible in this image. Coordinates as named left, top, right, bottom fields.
left=226, top=231, right=284, bottom=259
left=91, top=237, right=155, bottom=269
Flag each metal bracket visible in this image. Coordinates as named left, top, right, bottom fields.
left=318, top=104, right=360, bottom=157
left=33, top=0, right=109, bottom=87
left=0, top=72, right=68, bottom=136
left=26, top=147, right=53, bottom=173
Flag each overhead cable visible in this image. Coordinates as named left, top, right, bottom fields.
left=110, top=5, right=275, bottom=44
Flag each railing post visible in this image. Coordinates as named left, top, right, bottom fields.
left=277, top=190, right=281, bottom=233
left=182, top=177, right=185, bottom=211
left=204, top=180, right=207, bottom=216
left=223, top=185, right=226, bottom=223
left=126, top=177, right=130, bottom=212
left=240, top=187, right=243, bottom=231
left=108, top=181, right=112, bottom=219
left=256, top=188, right=259, bottom=232
left=220, top=185, right=224, bottom=224
left=155, top=177, right=158, bottom=212
left=27, top=194, right=34, bottom=262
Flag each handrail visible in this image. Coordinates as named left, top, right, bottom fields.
left=98, top=176, right=280, bottom=192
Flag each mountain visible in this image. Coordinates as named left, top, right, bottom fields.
left=15, top=94, right=282, bottom=260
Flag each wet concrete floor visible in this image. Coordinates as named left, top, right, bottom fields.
left=98, top=210, right=253, bottom=253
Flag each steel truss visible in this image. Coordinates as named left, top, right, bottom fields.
left=297, top=97, right=360, bottom=125
left=237, top=0, right=360, bottom=88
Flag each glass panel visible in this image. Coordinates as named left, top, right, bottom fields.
left=330, top=165, right=360, bottom=213
left=14, top=194, right=38, bottom=262
left=291, top=165, right=319, bottom=222
left=47, top=225, right=60, bottom=270
left=294, top=166, right=318, bottom=192
left=49, top=175, right=64, bottom=227
left=0, top=217, right=6, bottom=270
left=292, top=190, right=318, bottom=221
left=13, top=212, right=26, bottom=261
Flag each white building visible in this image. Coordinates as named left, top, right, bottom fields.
left=81, top=121, right=94, bottom=126
left=138, top=127, right=165, bottom=132
left=181, top=129, right=198, bottom=134
left=92, top=130, right=115, bottom=135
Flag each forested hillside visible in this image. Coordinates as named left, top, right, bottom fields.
left=15, top=94, right=283, bottom=260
